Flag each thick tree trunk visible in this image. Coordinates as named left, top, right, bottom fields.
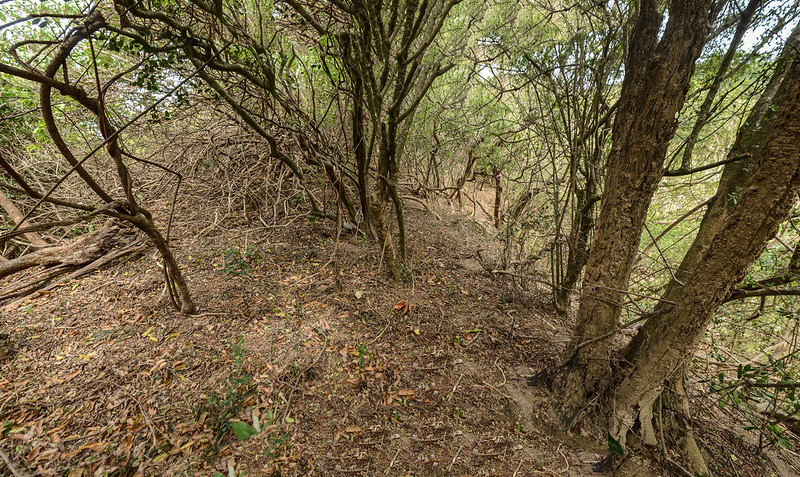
left=610, top=56, right=800, bottom=447
left=617, top=28, right=800, bottom=464
left=625, top=19, right=800, bottom=361
left=556, top=0, right=714, bottom=426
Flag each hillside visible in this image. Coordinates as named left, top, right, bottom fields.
left=2, top=192, right=796, bottom=477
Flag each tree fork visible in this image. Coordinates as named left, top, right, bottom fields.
left=555, top=0, right=715, bottom=426
left=612, top=56, right=800, bottom=448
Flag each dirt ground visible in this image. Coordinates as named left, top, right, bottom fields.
left=1, top=193, right=797, bottom=476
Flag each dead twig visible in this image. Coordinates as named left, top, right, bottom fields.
left=385, top=449, right=400, bottom=475
left=447, top=445, right=463, bottom=471
left=0, top=449, right=32, bottom=477
left=448, top=373, right=464, bottom=401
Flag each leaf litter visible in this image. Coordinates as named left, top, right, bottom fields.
left=0, top=200, right=781, bottom=476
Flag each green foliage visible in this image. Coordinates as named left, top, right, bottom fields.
left=230, top=421, right=258, bottom=441
left=705, top=356, right=800, bottom=450
left=192, top=336, right=256, bottom=455
left=607, top=432, right=624, bottom=456
left=217, top=246, right=260, bottom=276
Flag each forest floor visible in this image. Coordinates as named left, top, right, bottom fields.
left=1, top=189, right=798, bottom=476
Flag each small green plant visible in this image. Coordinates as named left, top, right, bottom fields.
left=356, top=343, right=372, bottom=368
left=233, top=335, right=246, bottom=368
left=706, top=359, right=800, bottom=451
left=217, top=248, right=251, bottom=276
left=288, top=193, right=305, bottom=207
left=193, top=337, right=255, bottom=456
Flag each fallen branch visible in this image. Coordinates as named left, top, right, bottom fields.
left=0, top=220, right=132, bottom=280
left=0, top=189, right=47, bottom=247
left=0, top=449, right=32, bottom=477
left=2, top=238, right=146, bottom=307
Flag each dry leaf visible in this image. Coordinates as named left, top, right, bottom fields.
left=26, top=446, right=40, bottom=461
left=78, top=441, right=109, bottom=453
left=63, top=370, right=81, bottom=383
left=344, top=425, right=363, bottom=436
left=66, top=467, right=85, bottom=477
left=393, top=301, right=410, bottom=314
left=121, top=433, right=134, bottom=451
left=397, top=389, right=416, bottom=398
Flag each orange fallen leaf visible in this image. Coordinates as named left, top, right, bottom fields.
left=63, top=370, right=81, bottom=383
left=121, top=433, right=134, bottom=451
left=62, top=449, right=81, bottom=459
left=27, top=446, right=40, bottom=461
left=78, top=441, right=108, bottom=453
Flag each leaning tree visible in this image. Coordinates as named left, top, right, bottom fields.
left=551, top=0, right=800, bottom=470
left=1, top=8, right=196, bottom=312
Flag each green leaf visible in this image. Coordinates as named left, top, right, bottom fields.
left=607, top=433, right=624, bottom=456
left=214, top=473, right=226, bottom=477
left=230, top=421, right=258, bottom=440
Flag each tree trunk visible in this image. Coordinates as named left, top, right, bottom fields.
left=492, top=165, right=503, bottom=229
left=554, top=181, right=599, bottom=313
left=343, top=33, right=372, bottom=234
left=610, top=56, right=800, bottom=448
left=556, top=0, right=714, bottom=426
left=373, top=123, right=402, bottom=279
left=625, top=18, right=800, bottom=361
left=451, top=143, right=478, bottom=205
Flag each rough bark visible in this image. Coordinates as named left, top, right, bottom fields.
left=611, top=29, right=800, bottom=465
left=625, top=19, right=800, bottom=361
left=611, top=56, right=800, bottom=447
left=556, top=0, right=714, bottom=426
